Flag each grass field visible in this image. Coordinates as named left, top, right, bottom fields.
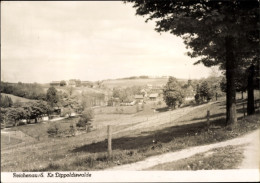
left=147, top=145, right=245, bottom=170
left=1, top=97, right=260, bottom=171
left=1, top=93, right=35, bottom=103
left=102, top=78, right=170, bottom=88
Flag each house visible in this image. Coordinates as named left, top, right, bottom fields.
left=149, top=93, right=159, bottom=101
left=134, top=95, right=144, bottom=103
left=140, top=89, right=148, bottom=97
left=120, top=101, right=135, bottom=106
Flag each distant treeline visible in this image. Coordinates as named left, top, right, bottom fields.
left=117, top=75, right=150, bottom=80
left=0, top=82, right=46, bottom=100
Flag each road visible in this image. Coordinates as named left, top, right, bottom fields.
left=106, top=129, right=260, bottom=170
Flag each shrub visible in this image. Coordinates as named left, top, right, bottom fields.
left=195, top=94, right=200, bottom=104
left=157, top=101, right=162, bottom=106
left=76, top=118, right=86, bottom=129
left=69, top=124, right=75, bottom=136
left=76, top=108, right=94, bottom=131
left=47, top=124, right=60, bottom=137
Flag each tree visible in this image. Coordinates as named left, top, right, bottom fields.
left=76, top=108, right=94, bottom=131
left=0, top=95, right=13, bottom=108
left=235, top=72, right=247, bottom=99
left=220, top=77, right=227, bottom=93
left=0, top=108, right=8, bottom=126
left=220, top=72, right=249, bottom=100
left=247, top=64, right=255, bottom=115
left=1, top=82, right=46, bottom=100
left=6, top=107, right=26, bottom=126
left=61, top=96, right=82, bottom=116
left=24, top=101, right=49, bottom=123
left=163, top=77, right=185, bottom=109
left=75, top=79, right=81, bottom=87
left=46, top=87, right=59, bottom=107
left=199, top=81, right=214, bottom=102
left=126, top=0, right=259, bottom=126
left=60, top=80, right=67, bottom=86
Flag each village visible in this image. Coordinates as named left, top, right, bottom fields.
left=1, top=1, right=259, bottom=182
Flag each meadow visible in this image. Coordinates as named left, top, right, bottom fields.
left=1, top=96, right=260, bottom=171
left=1, top=93, right=35, bottom=103
left=102, top=78, right=170, bottom=88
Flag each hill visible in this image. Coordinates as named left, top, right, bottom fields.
left=1, top=93, right=35, bottom=103
left=103, top=78, right=188, bottom=89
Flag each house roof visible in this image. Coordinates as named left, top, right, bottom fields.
left=149, top=93, right=159, bottom=98
left=134, top=95, right=144, bottom=99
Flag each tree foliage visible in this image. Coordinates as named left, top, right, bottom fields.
left=163, top=77, right=185, bottom=108
left=0, top=82, right=46, bottom=100
left=76, top=108, right=94, bottom=130
left=60, top=80, right=67, bottom=86
left=0, top=94, right=13, bottom=108
left=46, top=87, right=59, bottom=107
left=6, top=107, right=26, bottom=126
left=112, top=86, right=142, bottom=102
left=3, top=100, right=51, bottom=126
left=196, top=81, right=214, bottom=103
left=125, top=0, right=259, bottom=126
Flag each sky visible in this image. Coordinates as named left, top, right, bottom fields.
left=1, top=1, right=215, bottom=83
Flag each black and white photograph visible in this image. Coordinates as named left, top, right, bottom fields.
left=1, top=1, right=259, bottom=182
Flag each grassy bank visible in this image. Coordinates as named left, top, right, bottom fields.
left=1, top=99, right=259, bottom=171
left=147, top=145, right=245, bottom=170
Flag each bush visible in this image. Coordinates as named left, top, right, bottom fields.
left=76, top=108, right=94, bottom=131
left=157, top=101, right=162, bottom=106
left=76, top=118, right=86, bottom=129
left=195, top=94, right=201, bottom=104
left=47, top=124, right=60, bottom=137
left=69, top=124, right=75, bottom=136
left=81, top=108, right=94, bottom=122
left=18, top=121, right=26, bottom=126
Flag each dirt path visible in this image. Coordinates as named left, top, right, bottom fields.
left=239, top=129, right=260, bottom=169
left=106, top=129, right=260, bottom=170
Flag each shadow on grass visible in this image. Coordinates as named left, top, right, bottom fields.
left=71, top=117, right=226, bottom=154
left=191, top=113, right=226, bottom=121
left=156, top=102, right=210, bottom=113
left=156, top=107, right=169, bottom=113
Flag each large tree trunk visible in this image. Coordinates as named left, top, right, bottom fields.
left=225, top=37, right=237, bottom=126
left=247, top=64, right=255, bottom=115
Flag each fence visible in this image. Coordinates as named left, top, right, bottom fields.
left=2, top=99, right=260, bottom=169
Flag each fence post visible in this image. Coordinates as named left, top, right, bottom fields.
left=207, top=110, right=210, bottom=126
left=9, top=133, right=10, bottom=143
left=243, top=103, right=246, bottom=118
left=107, top=125, right=112, bottom=159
